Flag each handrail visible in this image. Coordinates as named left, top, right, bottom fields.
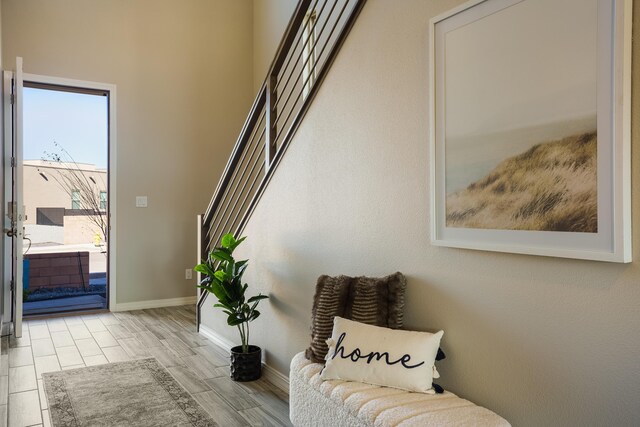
left=197, top=0, right=368, bottom=330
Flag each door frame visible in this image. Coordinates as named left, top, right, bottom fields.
left=4, top=72, right=118, bottom=313
left=2, top=72, right=13, bottom=331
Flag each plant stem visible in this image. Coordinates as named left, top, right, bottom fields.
left=243, top=323, right=248, bottom=353
left=237, top=324, right=245, bottom=352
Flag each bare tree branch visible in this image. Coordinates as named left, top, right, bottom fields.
left=41, top=142, right=108, bottom=244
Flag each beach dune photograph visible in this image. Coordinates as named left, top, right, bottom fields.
left=442, top=0, right=598, bottom=233
left=446, top=130, right=597, bottom=232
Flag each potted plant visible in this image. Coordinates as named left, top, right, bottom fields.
left=194, top=233, right=268, bottom=381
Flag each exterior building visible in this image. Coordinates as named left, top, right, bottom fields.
left=23, top=160, right=107, bottom=245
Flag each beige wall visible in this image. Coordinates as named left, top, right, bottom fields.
left=203, top=0, right=640, bottom=426
left=63, top=216, right=104, bottom=246
left=2, top=0, right=254, bottom=304
left=252, top=0, right=297, bottom=91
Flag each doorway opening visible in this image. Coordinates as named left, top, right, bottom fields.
left=21, top=82, right=110, bottom=316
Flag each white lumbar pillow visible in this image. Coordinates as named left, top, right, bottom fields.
left=320, top=316, right=444, bottom=394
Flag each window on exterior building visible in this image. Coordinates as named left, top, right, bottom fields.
left=100, top=191, right=107, bottom=211
left=302, top=10, right=317, bottom=99
left=71, top=190, right=81, bottom=210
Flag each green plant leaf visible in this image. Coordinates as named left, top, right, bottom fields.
left=211, top=249, right=233, bottom=263
left=247, top=294, right=269, bottom=303
left=249, top=310, right=261, bottom=321
left=221, top=233, right=236, bottom=249
left=213, top=302, right=233, bottom=311
left=236, top=262, right=248, bottom=277
left=196, top=285, right=213, bottom=293
left=209, top=280, right=231, bottom=303
left=217, top=246, right=232, bottom=256
left=225, top=261, right=234, bottom=278
left=194, top=262, right=216, bottom=278
left=194, top=264, right=208, bottom=274
left=229, top=312, right=248, bottom=326
left=227, top=313, right=243, bottom=326
left=229, top=236, right=247, bottom=251
left=214, top=270, right=228, bottom=282
left=226, top=277, right=242, bottom=301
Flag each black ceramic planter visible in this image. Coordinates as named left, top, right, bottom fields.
left=230, top=345, right=262, bottom=382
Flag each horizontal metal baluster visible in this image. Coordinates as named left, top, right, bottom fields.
left=203, top=88, right=266, bottom=225
left=275, top=0, right=336, bottom=114
left=217, top=158, right=266, bottom=243
left=275, top=0, right=326, bottom=94
left=208, top=126, right=266, bottom=247
left=275, top=1, right=351, bottom=144
left=206, top=126, right=264, bottom=244
left=207, top=110, right=266, bottom=243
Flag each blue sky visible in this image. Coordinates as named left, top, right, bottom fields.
left=23, top=87, right=108, bottom=168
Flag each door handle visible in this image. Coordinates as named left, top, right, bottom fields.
left=4, top=227, right=15, bottom=237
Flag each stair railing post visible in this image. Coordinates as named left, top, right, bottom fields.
left=196, top=214, right=204, bottom=296
left=196, top=213, right=204, bottom=331
left=265, top=74, right=278, bottom=170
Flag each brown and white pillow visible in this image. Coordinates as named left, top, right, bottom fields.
left=305, top=272, right=406, bottom=363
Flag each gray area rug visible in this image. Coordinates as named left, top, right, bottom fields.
left=43, top=358, right=217, bottom=427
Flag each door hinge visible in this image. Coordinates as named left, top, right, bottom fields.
left=10, top=279, right=14, bottom=292
left=9, top=93, right=14, bottom=105
left=10, top=157, right=16, bottom=167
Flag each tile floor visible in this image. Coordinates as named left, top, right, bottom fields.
left=0, top=305, right=291, bottom=427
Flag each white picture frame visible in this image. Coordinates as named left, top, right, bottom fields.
left=429, top=0, right=632, bottom=263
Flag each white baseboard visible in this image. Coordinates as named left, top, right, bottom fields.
left=0, top=319, right=9, bottom=336
left=199, top=324, right=234, bottom=351
left=199, top=324, right=290, bottom=393
left=112, top=296, right=197, bottom=312
left=262, top=363, right=290, bottom=392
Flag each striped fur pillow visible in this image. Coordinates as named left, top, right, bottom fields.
left=305, top=272, right=406, bottom=363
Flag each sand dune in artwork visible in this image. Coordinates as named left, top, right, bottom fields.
left=446, top=131, right=597, bottom=232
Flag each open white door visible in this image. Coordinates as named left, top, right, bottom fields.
left=3, top=57, right=24, bottom=338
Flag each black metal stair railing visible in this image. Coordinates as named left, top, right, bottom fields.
left=196, top=0, right=367, bottom=329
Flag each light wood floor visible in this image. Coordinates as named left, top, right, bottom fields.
left=0, top=305, right=292, bottom=427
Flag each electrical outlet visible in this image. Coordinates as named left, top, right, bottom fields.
left=185, top=269, right=193, bottom=280
left=136, top=196, right=148, bottom=208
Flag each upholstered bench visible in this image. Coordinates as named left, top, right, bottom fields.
left=289, top=352, right=510, bottom=427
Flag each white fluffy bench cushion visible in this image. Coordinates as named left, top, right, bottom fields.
left=290, top=352, right=510, bottom=427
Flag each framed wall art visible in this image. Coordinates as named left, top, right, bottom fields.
left=429, top=0, right=632, bottom=262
